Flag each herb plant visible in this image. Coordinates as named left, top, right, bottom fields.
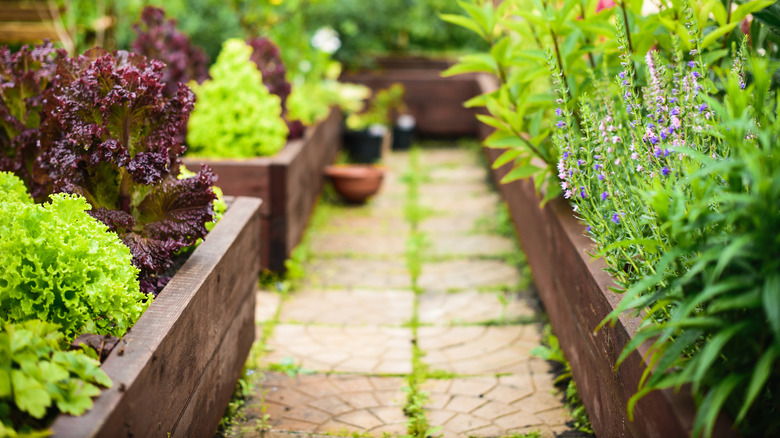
left=131, top=6, right=211, bottom=97
left=0, top=174, right=150, bottom=341
left=187, top=38, right=289, bottom=158
left=550, top=18, right=779, bottom=438
left=0, top=320, right=112, bottom=435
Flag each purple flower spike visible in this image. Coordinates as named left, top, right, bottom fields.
left=699, top=103, right=707, bottom=113
left=662, top=166, right=670, bottom=176
left=688, top=60, right=695, bottom=68
left=594, top=163, right=601, bottom=171
left=555, top=108, right=563, bottom=116
left=601, top=191, right=609, bottom=201
left=619, top=71, right=626, bottom=79
left=563, top=151, right=569, bottom=159
left=556, top=121, right=567, bottom=128
left=577, top=159, right=584, bottom=166
left=580, top=186, right=587, bottom=198
left=598, top=173, right=605, bottom=181
left=611, top=213, right=620, bottom=224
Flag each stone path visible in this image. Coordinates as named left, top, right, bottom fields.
left=228, top=146, right=581, bottom=438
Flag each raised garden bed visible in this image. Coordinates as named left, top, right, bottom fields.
left=52, top=196, right=262, bottom=438
left=183, top=107, right=342, bottom=271
left=340, top=56, right=481, bottom=137
left=476, top=75, right=735, bottom=438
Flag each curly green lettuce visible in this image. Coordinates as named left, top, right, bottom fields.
left=187, top=38, right=288, bottom=158
left=0, top=192, right=151, bottom=341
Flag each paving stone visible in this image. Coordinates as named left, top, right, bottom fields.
left=244, top=373, right=407, bottom=436
left=418, top=259, right=520, bottom=291
left=306, top=258, right=411, bottom=289
left=421, top=375, right=570, bottom=438
left=417, top=326, right=540, bottom=375
left=256, top=290, right=281, bottom=323
left=323, top=209, right=409, bottom=235
left=419, top=211, right=487, bottom=235
left=418, top=291, right=535, bottom=325
left=262, top=325, right=413, bottom=374
left=280, top=289, right=414, bottom=325
left=427, top=233, right=515, bottom=258
left=429, top=165, right=489, bottom=183
left=425, top=193, right=501, bottom=215
left=416, top=181, right=492, bottom=200
left=419, top=148, right=478, bottom=168
left=309, top=232, right=407, bottom=257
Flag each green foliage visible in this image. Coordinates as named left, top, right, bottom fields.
left=301, top=0, right=488, bottom=70
left=112, top=0, right=244, bottom=62
left=0, top=187, right=150, bottom=341
left=602, top=54, right=780, bottom=437
left=0, top=320, right=112, bottom=435
left=187, top=38, right=289, bottom=158
left=0, top=173, right=31, bottom=205
left=345, top=83, right=406, bottom=130
left=443, top=0, right=626, bottom=203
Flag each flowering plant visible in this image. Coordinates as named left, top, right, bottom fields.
left=552, top=11, right=780, bottom=434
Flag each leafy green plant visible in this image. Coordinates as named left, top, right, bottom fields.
left=0, top=177, right=150, bottom=341
left=187, top=38, right=289, bottom=158
left=300, top=0, right=488, bottom=70
left=601, top=53, right=780, bottom=437
left=442, top=0, right=627, bottom=203
left=345, top=83, right=406, bottom=131
left=0, top=320, right=113, bottom=436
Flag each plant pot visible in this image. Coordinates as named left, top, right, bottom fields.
left=52, top=196, right=263, bottom=438
left=324, top=164, right=385, bottom=203
left=182, top=107, right=342, bottom=272
left=343, top=124, right=385, bottom=163
left=391, top=114, right=416, bottom=150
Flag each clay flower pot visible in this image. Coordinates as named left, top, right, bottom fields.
left=324, top=164, right=385, bottom=203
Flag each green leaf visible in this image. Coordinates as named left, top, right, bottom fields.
left=439, top=13, right=487, bottom=40
left=701, top=22, right=739, bottom=49
left=732, top=0, right=776, bottom=23
left=500, top=165, right=539, bottom=183
left=441, top=54, right=497, bottom=76
left=762, top=274, right=780, bottom=341
left=735, top=345, right=777, bottom=424
left=0, top=369, right=10, bottom=398
left=694, top=374, right=741, bottom=438
left=492, top=149, right=522, bottom=169
left=11, top=370, right=51, bottom=419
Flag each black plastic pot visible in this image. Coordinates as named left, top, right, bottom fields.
left=392, top=126, right=414, bottom=150
left=344, top=125, right=385, bottom=163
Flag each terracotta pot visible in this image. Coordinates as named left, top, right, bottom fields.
left=324, top=165, right=385, bottom=203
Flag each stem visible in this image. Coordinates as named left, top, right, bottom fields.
left=579, top=1, right=597, bottom=70
left=620, top=0, right=634, bottom=54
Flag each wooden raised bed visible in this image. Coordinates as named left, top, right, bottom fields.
left=183, top=107, right=342, bottom=271
left=476, top=75, right=735, bottom=437
left=52, top=196, right=262, bottom=438
left=340, top=56, right=481, bottom=137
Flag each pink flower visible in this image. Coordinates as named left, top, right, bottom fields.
left=596, top=0, right=616, bottom=13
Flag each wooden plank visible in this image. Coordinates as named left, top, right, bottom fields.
left=171, top=293, right=255, bottom=437
left=340, top=69, right=481, bottom=137
left=52, top=196, right=262, bottom=437
left=0, top=2, right=59, bottom=21
left=0, top=22, right=59, bottom=42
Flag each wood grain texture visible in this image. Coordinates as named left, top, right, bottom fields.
left=483, top=146, right=737, bottom=438
left=182, top=107, right=342, bottom=271
left=340, top=68, right=481, bottom=137
left=52, top=196, right=262, bottom=438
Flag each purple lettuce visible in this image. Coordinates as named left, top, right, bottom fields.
left=39, top=48, right=216, bottom=292
left=246, top=37, right=303, bottom=139
left=0, top=42, right=65, bottom=200
left=132, top=6, right=210, bottom=98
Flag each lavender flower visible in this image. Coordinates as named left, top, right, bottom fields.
left=555, top=108, right=563, bottom=116
left=601, top=191, right=609, bottom=201
left=611, top=213, right=620, bottom=224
